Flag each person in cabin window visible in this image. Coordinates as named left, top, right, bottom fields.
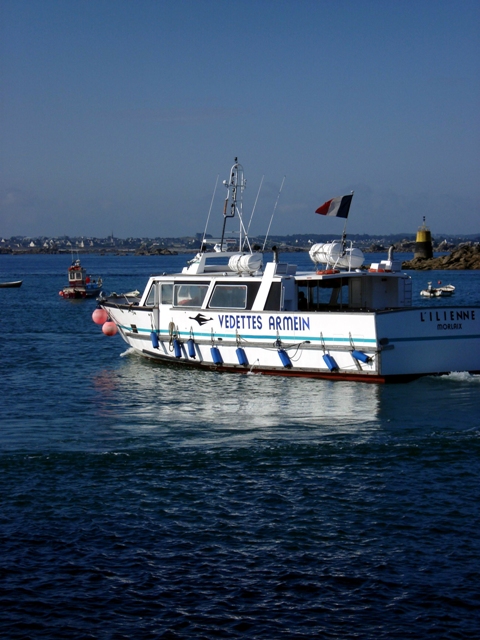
left=298, top=291, right=307, bottom=310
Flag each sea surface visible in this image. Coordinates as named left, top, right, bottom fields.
left=1, top=252, right=480, bottom=639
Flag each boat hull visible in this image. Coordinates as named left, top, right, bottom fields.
left=60, top=286, right=102, bottom=299
left=420, top=285, right=455, bottom=297
left=100, top=302, right=480, bottom=383
left=0, top=281, right=23, bottom=288
left=138, top=348, right=426, bottom=383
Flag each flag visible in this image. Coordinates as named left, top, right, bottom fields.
left=315, top=194, right=353, bottom=218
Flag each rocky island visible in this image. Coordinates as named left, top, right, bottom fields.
left=402, top=244, right=480, bottom=270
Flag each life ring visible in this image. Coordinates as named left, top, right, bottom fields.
left=316, top=269, right=340, bottom=275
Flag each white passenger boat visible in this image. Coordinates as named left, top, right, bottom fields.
left=95, top=159, right=480, bottom=383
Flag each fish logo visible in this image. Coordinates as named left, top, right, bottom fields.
left=189, top=313, right=213, bottom=326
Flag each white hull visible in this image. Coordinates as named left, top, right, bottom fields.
left=101, top=303, right=480, bottom=383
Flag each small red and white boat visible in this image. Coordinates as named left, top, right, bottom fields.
left=59, top=259, right=103, bottom=299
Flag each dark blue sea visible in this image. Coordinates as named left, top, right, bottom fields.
left=1, top=252, right=480, bottom=639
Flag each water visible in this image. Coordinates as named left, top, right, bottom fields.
left=1, top=253, right=480, bottom=639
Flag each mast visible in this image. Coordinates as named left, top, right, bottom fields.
left=220, top=158, right=246, bottom=251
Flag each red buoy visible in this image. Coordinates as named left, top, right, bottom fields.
left=92, top=308, right=108, bottom=325
left=102, top=321, right=118, bottom=336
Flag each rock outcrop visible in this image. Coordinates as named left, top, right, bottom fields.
left=402, top=244, right=480, bottom=270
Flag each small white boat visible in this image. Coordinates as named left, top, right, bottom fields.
left=94, top=159, right=479, bottom=383
left=420, top=282, right=455, bottom=298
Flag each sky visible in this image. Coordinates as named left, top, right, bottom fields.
left=1, top=0, right=479, bottom=239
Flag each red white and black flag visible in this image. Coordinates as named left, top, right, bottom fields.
left=315, top=194, right=353, bottom=218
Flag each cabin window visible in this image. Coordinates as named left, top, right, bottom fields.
left=209, top=284, right=247, bottom=309
left=264, top=282, right=282, bottom=311
left=146, top=283, right=172, bottom=307
left=296, top=279, right=349, bottom=310
left=145, top=285, right=156, bottom=306
left=160, top=284, right=173, bottom=305
left=173, top=283, right=209, bottom=308
left=246, top=282, right=261, bottom=308
left=208, top=282, right=260, bottom=310
left=349, top=278, right=363, bottom=308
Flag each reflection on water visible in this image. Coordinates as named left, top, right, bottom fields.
left=92, top=350, right=383, bottom=442
left=90, top=350, right=480, bottom=448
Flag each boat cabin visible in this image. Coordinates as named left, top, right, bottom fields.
left=295, top=271, right=412, bottom=311
left=68, top=260, right=87, bottom=285
left=138, top=250, right=412, bottom=314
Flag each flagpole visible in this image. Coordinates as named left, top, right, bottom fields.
left=341, top=191, right=354, bottom=255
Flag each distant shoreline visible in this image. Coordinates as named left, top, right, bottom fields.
left=2, top=244, right=480, bottom=269
left=1, top=232, right=479, bottom=258
left=1, top=241, right=478, bottom=257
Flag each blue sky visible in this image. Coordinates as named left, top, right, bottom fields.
left=1, top=0, right=479, bottom=239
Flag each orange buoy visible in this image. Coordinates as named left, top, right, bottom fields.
left=102, top=321, right=118, bottom=336
left=92, top=308, right=108, bottom=325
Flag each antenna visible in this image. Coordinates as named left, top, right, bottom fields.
left=220, top=158, right=245, bottom=251
left=262, top=176, right=285, bottom=251
left=201, top=174, right=219, bottom=249
left=242, top=175, right=264, bottom=251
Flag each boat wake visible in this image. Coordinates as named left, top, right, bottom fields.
left=120, top=347, right=137, bottom=358
left=436, top=371, right=480, bottom=383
